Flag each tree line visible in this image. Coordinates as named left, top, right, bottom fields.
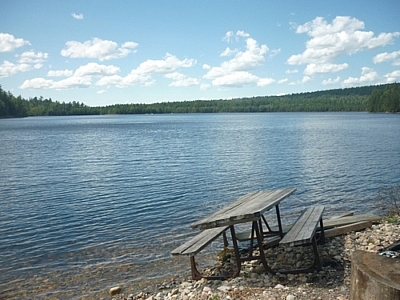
left=367, top=83, right=400, bottom=113
left=1, top=83, right=399, bottom=118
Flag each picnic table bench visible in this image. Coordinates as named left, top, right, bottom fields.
left=279, top=205, right=325, bottom=273
left=171, top=226, right=230, bottom=280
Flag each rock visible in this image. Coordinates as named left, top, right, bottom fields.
left=274, top=284, right=285, bottom=289
left=217, top=285, right=231, bottom=293
left=169, top=288, right=178, bottom=295
left=109, top=286, right=121, bottom=296
left=286, top=295, right=295, bottom=300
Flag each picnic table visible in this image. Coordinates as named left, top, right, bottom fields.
left=190, top=188, right=296, bottom=278
left=172, top=187, right=325, bottom=279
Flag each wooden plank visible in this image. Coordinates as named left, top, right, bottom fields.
left=191, top=188, right=297, bottom=229
left=324, top=221, right=372, bottom=238
left=323, top=214, right=381, bottom=229
left=297, top=206, right=324, bottom=243
left=171, top=226, right=228, bottom=256
left=280, top=206, right=324, bottom=246
left=329, top=212, right=354, bottom=219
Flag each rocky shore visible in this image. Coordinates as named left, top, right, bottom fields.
left=111, top=219, right=399, bottom=300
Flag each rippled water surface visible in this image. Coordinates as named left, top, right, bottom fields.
left=1, top=113, right=399, bottom=298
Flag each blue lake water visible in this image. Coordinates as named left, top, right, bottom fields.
left=1, top=112, right=399, bottom=299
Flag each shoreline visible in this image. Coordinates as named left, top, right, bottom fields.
left=109, top=218, right=399, bottom=300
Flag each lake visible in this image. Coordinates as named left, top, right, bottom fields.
left=1, top=112, right=399, bottom=299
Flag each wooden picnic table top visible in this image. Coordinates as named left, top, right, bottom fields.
left=191, top=188, right=296, bottom=230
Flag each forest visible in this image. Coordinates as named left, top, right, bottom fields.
left=0, top=83, right=399, bottom=118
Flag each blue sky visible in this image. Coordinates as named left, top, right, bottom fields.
left=1, top=0, right=400, bottom=106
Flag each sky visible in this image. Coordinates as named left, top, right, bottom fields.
left=1, top=1, right=400, bottom=107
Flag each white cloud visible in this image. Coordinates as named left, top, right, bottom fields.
left=20, top=76, right=91, bottom=90
left=220, top=47, right=238, bottom=57
left=288, top=16, right=400, bottom=75
left=0, top=50, right=48, bottom=78
left=384, top=70, right=400, bottom=83
left=211, top=71, right=274, bottom=87
left=200, top=83, right=210, bottom=90
left=223, top=31, right=234, bottom=42
left=373, top=50, right=400, bottom=64
left=21, top=62, right=119, bottom=89
left=22, top=52, right=195, bottom=90
left=269, top=49, right=281, bottom=58
left=0, top=60, right=31, bottom=78
left=205, top=38, right=268, bottom=79
left=322, top=76, right=342, bottom=85
left=20, top=78, right=53, bottom=89
left=47, top=69, right=73, bottom=77
left=304, top=63, right=348, bottom=75
left=278, top=78, right=288, bottom=84
left=289, top=76, right=313, bottom=85
left=223, top=30, right=250, bottom=43
left=211, top=71, right=259, bottom=87
left=257, top=77, right=275, bottom=87
left=71, top=13, right=83, bottom=20
left=52, top=76, right=91, bottom=89
left=61, top=38, right=138, bottom=61
left=204, top=32, right=272, bottom=88
left=74, top=62, right=120, bottom=77
left=285, top=69, right=298, bottom=74
left=236, top=30, right=250, bottom=38
left=0, top=33, right=30, bottom=52
left=96, top=71, right=153, bottom=88
left=18, top=51, right=48, bottom=67
left=342, top=67, right=378, bottom=86
left=165, top=72, right=199, bottom=87
left=137, top=53, right=196, bottom=74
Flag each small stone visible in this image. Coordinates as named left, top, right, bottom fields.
left=217, top=285, right=231, bottom=292
left=171, top=288, right=179, bottom=295
left=286, top=295, right=295, bottom=300
left=109, top=286, right=121, bottom=296
left=274, top=284, right=285, bottom=289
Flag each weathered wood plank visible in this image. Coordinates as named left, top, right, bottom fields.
left=171, top=226, right=228, bottom=256
left=323, top=214, right=381, bottom=229
left=191, top=188, right=297, bottom=229
left=329, top=212, right=354, bottom=219
left=297, top=206, right=324, bottom=243
left=324, top=221, right=372, bottom=238
left=280, top=206, right=324, bottom=246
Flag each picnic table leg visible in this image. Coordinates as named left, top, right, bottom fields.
left=253, top=220, right=275, bottom=274
left=190, top=256, right=203, bottom=280
left=311, top=235, right=322, bottom=271
left=229, top=225, right=242, bottom=278
left=318, top=218, right=326, bottom=244
left=275, top=205, right=284, bottom=238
